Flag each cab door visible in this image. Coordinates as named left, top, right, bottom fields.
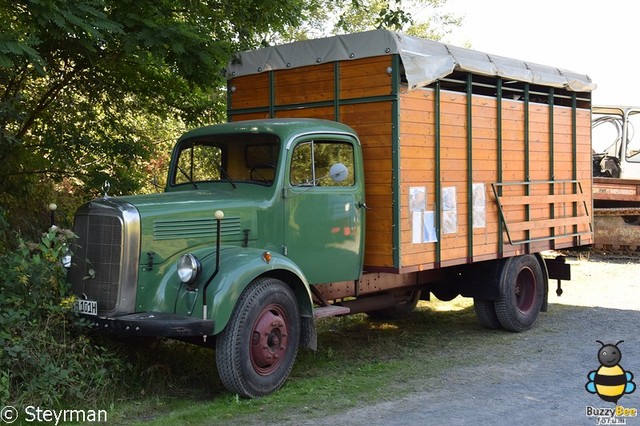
left=283, top=135, right=365, bottom=284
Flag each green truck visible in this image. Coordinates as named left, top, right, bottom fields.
left=69, top=30, right=595, bottom=397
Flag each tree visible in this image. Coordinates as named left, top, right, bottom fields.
left=277, top=0, right=461, bottom=41
left=0, top=0, right=460, bottom=242
left=0, top=0, right=311, bottom=237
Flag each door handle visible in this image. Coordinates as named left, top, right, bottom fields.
left=357, top=201, right=370, bottom=210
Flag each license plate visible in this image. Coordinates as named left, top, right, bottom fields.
left=74, top=299, right=98, bottom=316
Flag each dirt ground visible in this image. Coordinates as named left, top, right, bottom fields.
left=294, top=252, right=640, bottom=426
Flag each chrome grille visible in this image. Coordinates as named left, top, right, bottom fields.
left=70, top=213, right=123, bottom=312
left=69, top=199, right=140, bottom=316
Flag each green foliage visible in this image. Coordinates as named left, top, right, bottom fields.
left=0, top=0, right=313, bottom=240
left=277, top=0, right=460, bottom=41
left=0, top=0, right=464, bottom=410
left=0, top=0, right=461, bottom=242
left=0, top=224, right=129, bottom=407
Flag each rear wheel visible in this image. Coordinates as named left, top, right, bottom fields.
left=216, top=277, right=300, bottom=397
left=494, top=255, right=544, bottom=332
left=473, top=298, right=502, bottom=330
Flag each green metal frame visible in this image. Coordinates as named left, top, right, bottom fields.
left=465, top=74, right=474, bottom=262
left=523, top=83, right=531, bottom=252
left=547, top=88, right=556, bottom=248
left=391, top=54, right=402, bottom=269
left=571, top=93, right=579, bottom=246
left=434, top=81, right=442, bottom=266
left=496, top=78, right=504, bottom=256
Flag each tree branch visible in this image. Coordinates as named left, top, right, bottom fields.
left=15, top=73, right=76, bottom=139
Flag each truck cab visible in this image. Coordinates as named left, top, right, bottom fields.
left=593, top=105, right=640, bottom=179
left=70, top=118, right=364, bottom=396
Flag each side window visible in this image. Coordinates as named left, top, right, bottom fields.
left=626, top=113, right=640, bottom=161
left=290, top=140, right=355, bottom=187
left=175, top=144, right=222, bottom=184
left=592, top=114, right=623, bottom=156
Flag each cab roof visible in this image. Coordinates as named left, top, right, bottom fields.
left=179, top=118, right=359, bottom=146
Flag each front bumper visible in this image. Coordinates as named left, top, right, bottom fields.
left=83, top=312, right=215, bottom=337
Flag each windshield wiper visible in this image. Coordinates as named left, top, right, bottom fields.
left=177, top=165, right=198, bottom=189
left=218, top=164, right=237, bottom=189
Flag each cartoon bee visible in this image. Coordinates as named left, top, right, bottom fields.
left=585, top=340, right=636, bottom=403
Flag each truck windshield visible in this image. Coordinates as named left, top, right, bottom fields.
left=592, top=113, right=624, bottom=157
left=626, top=111, right=640, bottom=162
left=172, top=133, right=280, bottom=187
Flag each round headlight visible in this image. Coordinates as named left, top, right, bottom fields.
left=177, top=253, right=200, bottom=285
left=62, top=251, right=72, bottom=269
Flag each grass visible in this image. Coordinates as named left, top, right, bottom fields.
left=104, top=297, right=534, bottom=425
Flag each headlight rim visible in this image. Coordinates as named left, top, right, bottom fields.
left=177, top=253, right=201, bottom=285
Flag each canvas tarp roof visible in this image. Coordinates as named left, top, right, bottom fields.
left=226, top=29, right=595, bottom=92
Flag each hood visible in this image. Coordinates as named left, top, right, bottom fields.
left=112, top=185, right=273, bottom=264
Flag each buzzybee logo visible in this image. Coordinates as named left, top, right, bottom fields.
left=585, top=341, right=636, bottom=403
left=584, top=341, right=638, bottom=425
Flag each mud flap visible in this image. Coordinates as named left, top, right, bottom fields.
left=543, top=256, right=571, bottom=311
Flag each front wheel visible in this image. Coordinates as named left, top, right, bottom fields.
left=494, top=255, right=545, bottom=332
left=216, top=277, right=300, bottom=397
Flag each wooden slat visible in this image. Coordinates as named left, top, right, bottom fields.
left=275, top=63, right=334, bottom=105
left=499, top=193, right=589, bottom=206
left=506, top=215, right=592, bottom=233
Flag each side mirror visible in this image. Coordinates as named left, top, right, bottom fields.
left=329, top=163, right=349, bottom=183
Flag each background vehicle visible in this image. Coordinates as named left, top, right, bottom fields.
left=69, top=30, right=595, bottom=397
left=592, top=105, right=640, bottom=251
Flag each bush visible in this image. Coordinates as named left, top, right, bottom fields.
left=0, top=224, right=130, bottom=407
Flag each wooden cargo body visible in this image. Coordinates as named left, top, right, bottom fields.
left=227, top=31, right=593, bottom=274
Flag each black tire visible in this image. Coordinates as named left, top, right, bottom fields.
left=216, top=277, right=300, bottom=397
left=494, top=255, right=545, bottom=332
left=367, top=290, right=421, bottom=320
left=473, top=298, right=502, bottom=330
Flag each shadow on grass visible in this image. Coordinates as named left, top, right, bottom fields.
left=110, top=301, right=639, bottom=425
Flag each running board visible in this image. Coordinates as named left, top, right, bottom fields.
left=313, top=305, right=350, bottom=319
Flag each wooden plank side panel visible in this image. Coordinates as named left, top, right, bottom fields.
left=471, top=96, right=500, bottom=258
left=439, top=91, right=471, bottom=263
left=274, top=63, right=335, bottom=105
left=274, top=106, right=334, bottom=120
left=398, top=89, right=437, bottom=268
left=398, top=89, right=475, bottom=269
left=550, top=106, right=593, bottom=248
left=551, top=106, right=575, bottom=181
left=231, top=112, right=270, bottom=122
left=340, top=101, right=394, bottom=268
left=575, top=109, right=593, bottom=245
left=340, top=56, right=393, bottom=99
left=230, top=74, right=270, bottom=109
left=231, top=66, right=593, bottom=266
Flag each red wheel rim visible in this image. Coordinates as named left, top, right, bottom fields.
left=515, top=267, right=536, bottom=313
left=250, top=304, right=289, bottom=376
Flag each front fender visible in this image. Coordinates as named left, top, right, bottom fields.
left=203, top=247, right=313, bottom=334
